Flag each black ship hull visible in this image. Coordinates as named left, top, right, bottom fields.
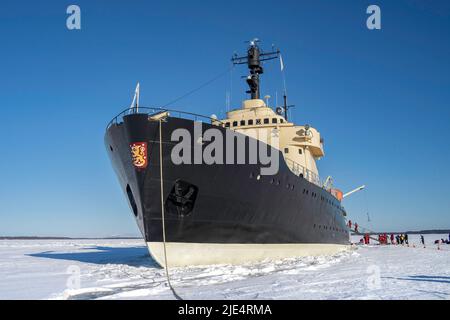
left=105, top=113, right=350, bottom=266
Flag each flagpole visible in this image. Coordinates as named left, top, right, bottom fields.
left=129, top=82, right=140, bottom=113
left=280, top=55, right=287, bottom=97
left=136, top=82, right=140, bottom=113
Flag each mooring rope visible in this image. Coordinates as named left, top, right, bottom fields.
left=159, top=119, right=183, bottom=300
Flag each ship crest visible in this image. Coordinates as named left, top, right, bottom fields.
left=130, top=142, right=148, bottom=169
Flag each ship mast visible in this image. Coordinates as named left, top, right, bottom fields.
left=231, top=39, right=280, bottom=100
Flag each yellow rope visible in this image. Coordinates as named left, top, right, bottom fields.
left=159, top=119, right=182, bottom=300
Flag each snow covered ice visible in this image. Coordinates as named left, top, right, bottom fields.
left=0, top=234, right=449, bottom=300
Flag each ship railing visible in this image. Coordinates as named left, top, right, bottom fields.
left=107, top=109, right=321, bottom=187
left=284, top=157, right=322, bottom=187
left=107, top=106, right=224, bottom=130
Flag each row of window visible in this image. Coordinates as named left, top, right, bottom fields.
left=249, top=172, right=342, bottom=211
left=302, top=188, right=340, bottom=209
left=313, top=224, right=346, bottom=233
left=225, top=117, right=284, bottom=128
left=284, top=148, right=303, bottom=154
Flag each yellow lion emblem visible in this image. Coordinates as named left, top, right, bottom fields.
left=130, top=142, right=148, bottom=168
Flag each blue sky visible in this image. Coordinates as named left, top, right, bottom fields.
left=0, top=0, right=449, bottom=237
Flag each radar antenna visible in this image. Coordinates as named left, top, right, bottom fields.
left=231, top=39, right=280, bottom=100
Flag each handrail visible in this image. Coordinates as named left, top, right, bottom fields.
left=284, top=157, right=322, bottom=187
left=106, top=106, right=224, bottom=130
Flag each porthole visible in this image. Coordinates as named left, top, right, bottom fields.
left=256, top=175, right=261, bottom=181
left=109, top=145, right=113, bottom=152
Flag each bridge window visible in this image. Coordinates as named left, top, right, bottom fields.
left=264, top=118, right=269, bottom=124
left=232, top=121, right=238, bottom=127
left=225, top=122, right=230, bottom=128
left=248, top=119, right=254, bottom=125
left=298, top=148, right=303, bottom=154
left=256, top=119, right=261, bottom=125
left=240, top=120, right=246, bottom=126
left=284, top=147, right=289, bottom=153
left=272, top=118, right=277, bottom=124
left=280, top=119, right=284, bottom=123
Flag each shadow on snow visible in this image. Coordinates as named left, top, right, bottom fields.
left=28, top=246, right=161, bottom=268
left=383, top=275, right=450, bottom=284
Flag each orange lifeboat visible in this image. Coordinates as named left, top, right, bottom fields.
left=330, top=188, right=343, bottom=201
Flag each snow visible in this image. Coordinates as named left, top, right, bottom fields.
left=0, top=234, right=449, bottom=300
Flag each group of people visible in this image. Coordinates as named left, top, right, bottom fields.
left=357, top=232, right=409, bottom=245
left=358, top=233, right=450, bottom=247
left=348, top=219, right=450, bottom=248
left=376, top=233, right=409, bottom=245
left=434, top=236, right=450, bottom=245
left=347, top=220, right=358, bottom=233
left=359, top=233, right=409, bottom=245
left=394, top=234, right=409, bottom=245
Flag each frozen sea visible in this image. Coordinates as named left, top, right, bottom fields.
left=0, top=234, right=449, bottom=300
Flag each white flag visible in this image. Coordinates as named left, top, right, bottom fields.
left=280, top=55, right=284, bottom=71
